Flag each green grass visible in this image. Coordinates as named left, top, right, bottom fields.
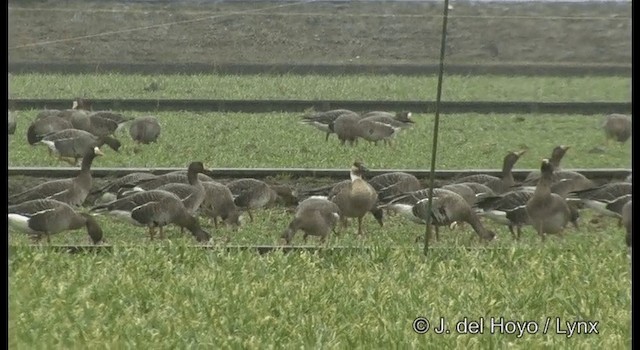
left=8, top=110, right=632, bottom=169
left=8, top=73, right=631, bottom=102
left=9, top=227, right=631, bottom=348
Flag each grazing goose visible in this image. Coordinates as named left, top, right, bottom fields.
left=622, top=200, right=632, bottom=247
left=476, top=189, right=580, bottom=240
left=566, top=182, right=632, bottom=218
left=356, top=118, right=404, bottom=146
left=90, top=172, right=159, bottom=201
left=456, top=182, right=497, bottom=200
left=8, top=111, right=16, bottom=135
left=90, top=190, right=210, bottom=242
left=525, top=159, right=573, bottom=241
left=39, top=128, right=121, bottom=166
left=327, top=162, right=380, bottom=236
left=89, top=111, right=134, bottom=133
left=281, top=196, right=341, bottom=245
left=454, top=150, right=526, bottom=194
left=368, top=172, right=422, bottom=203
left=523, top=145, right=570, bottom=183
left=384, top=188, right=496, bottom=242
left=329, top=113, right=362, bottom=146
left=299, top=109, right=358, bottom=141
left=129, top=115, right=161, bottom=145
left=360, top=111, right=414, bottom=126
left=226, top=179, right=299, bottom=222
left=9, top=199, right=104, bottom=244
left=602, top=113, right=631, bottom=145
left=68, top=113, right=119, bottom=138
left=200, top=181, right=242, bottom=230
left=35, top=109, right=61, bottom=121
left=26, top=116, right=73, bottom=145
left=8, top=148, right=103, bottom=206
left=441, top=183, right=477, bottom=206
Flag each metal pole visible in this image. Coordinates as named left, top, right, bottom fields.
left=424, top=0, right=450, bottom=256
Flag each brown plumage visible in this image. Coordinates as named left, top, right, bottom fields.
left=26, top=116, right=73, bottom=145
left=602, top=113, right=631, bottom=145
left=9, top=199, right=104, bottom=244
left=8, top=148, right=103, bottom=206
left=523, top=145, right=570, bottom=183
left=327, top=162, right=380, bottom=236
left=281, top=196, right=341, bottom=245
left=300, top=109, right=358, bottom=141
left=328, top=112, right=362, bottom=146
left=200, top=181, right=242, bottom=230
left=39, top=128, right=121, bottom=166
left=129, top=115, right=161, bottom=144
left=525, top=159, right=572, bottom=240
left=227, top=179, right=298, bottom=222
left=368, top=172, right=422, bottom=203
left=454, top=150, right=526, bottom=194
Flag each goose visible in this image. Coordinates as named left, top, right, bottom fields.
left=90, top=172, right=159, bottom=204
left=90, top=190, right=211, bottom=242
left=281, top=196, right=341, bottom=245
left=326, top=162, right=380, bottom=236
left=476, top=188, right=580, bottom=240
left=129, top=115, right=161, bottom=144
left=299, top=109, right=358, bottom=141
left=360, top=111, right=414, bottom=126
left=8, top=147, right=103, bottom=206
left=35, top=109, right=61, bottom=121
left=9, top=199, right=104, bottom=245
left=368, top=172, right=422, bottom=203
left=153, top=162, right=208, bottom=217
left=441, top=183, right=477, bottom=206
left=328, top=113, right=362, bottom=146
left=325, top=179, right=384, bottom=227
left=38, top=128, right=121, bottom=166
left=454, top=150, right=526, bottom=194
left=8, top=111, right=16, bottom=135
left=200, top=181, right=242, bottom=230
left=384, top=188, right=496, bottom=242
left=68, top=112, right=119, bottom=138
left=226, top=178, right=299, bottom=222
left=523, top=145, right=570, bottom=183
left=356, top=118, right=404, bottom=146
left=525, top=159, right=573, bottom=241
left=26, top=116, right=73, bottom=145
left=89, top=111, right=134, bottom=133
left=622, top=200, right=631, bottom=247
left=602, top=113, right=631, bottom=145
left=566, top=182, right=632, bottom=218
left=124, top=170, right=215, bottom=193
left=456, top=182, right=497, bottom=200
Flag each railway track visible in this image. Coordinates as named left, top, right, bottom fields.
left=8, top=99, right=631, bottom=115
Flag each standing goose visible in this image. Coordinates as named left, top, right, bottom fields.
left=441, top=183, right=477, bottom=207
left=326, top=179, right=384, bottom=227
left=523, top=145, right=570, bottom=183
left=90, top=190, right=210, bottom=242
left=38, top=128, right=121, bottom=166
left=360, top=111, right=414, bottom=125
left=129, top=115, right=161, bottom=145
left=356, top=118, right=404, bottom=146
left=327, top=162, right=380, bottom=236
left=622, top=200, right=632, bottom=248
left=8, top=111, right=16, bottom=135
left=200, top=181, right=242, bottom=230
left=454, top=150, right=526, bottom=194
left=566, top=182, right=632, bottom=218
left=26, top=116, right=73, bottom=145
left=8, top=147, right=103, bottom=206
left=525, top=159, right=573, bottom=241
left=384, top=188, right=496, bottom=242
left=281, top=196, right=341, bottom=245
left=602, top=113, right=631, bottom=145
left=368, top=172, right=422, bottom=204
left=226, top=179, right=299, bottom=222
left=299, top=109, right=358, bottom=141
left=358, top=111, right=414, bottom=146
left=154, top=162, right=209, bottom=219
left=9, top=199, right=104, bottom=244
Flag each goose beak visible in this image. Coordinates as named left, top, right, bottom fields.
left=72, top=100, right=78, bottom=110
left=94, top=147, right=105, bottom=156
left=560, top=145, right=570, bottom=151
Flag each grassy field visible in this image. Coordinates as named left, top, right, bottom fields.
left=9, top=240, right=631, bottom=348
left=8, top=110, right=632, bottom=170
left=8, top=74, right=631, bottom=102
left=8, top=72, right=632, bottom=348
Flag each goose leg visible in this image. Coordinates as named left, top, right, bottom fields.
left=435, top=225, right=440, bottom=241
left=303, top=233, right=309, bottom=244
left=537, top=224, right=546, bottom=242
left=159, top=226, right=166, bottom=239
left=357, top=216, right=364, bottom=236
left=148, top=226, right=156, bottom=241
left=248, top=210, right=254, bottom=222
left=508, top=224, right=516, bottom=240
left=516, top=225, right=523, bottom=240
left=325, top=132, right=330, bottom=142
left=213, top=217, right=219, bottom=229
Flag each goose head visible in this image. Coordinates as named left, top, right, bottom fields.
left=551, top=145, right=570, bottom=165
left=350, top=161, right=369, bottom=181
left=540, top=158, right=554, bottom=175
left=80, top=213, right=104, bottom=244
left=101, top=136, right=122, bottom=152
left=396, top=111, right=414, bottom=123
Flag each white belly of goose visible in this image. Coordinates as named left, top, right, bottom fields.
left=477, top=210, right=511, bottom=226
left=582, top=199, right=619, bottom=217
left=40, top=140, right=61, bottom=156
